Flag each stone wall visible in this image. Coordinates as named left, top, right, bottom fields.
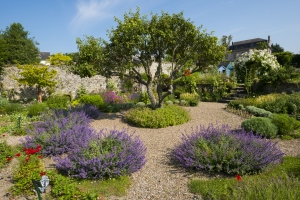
left=0, top=66, right=121, bottom=101
left=0, top=63, right=172, bottom=101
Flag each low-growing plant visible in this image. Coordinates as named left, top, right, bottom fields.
left=271, top=114, right=300, bottom=136
left=136, top=102, right=146, bottom=107
left=0, top=135, right=14, bottom=169
left=4, top=103, right=25, bottom=114
left=27, top=102, right=48, bottom=117
left=180, top=92, right=200, bottom=106
left=165, top=100, right=173, bottom=105
left=241, top=117, right=278, bottom=138
left=179, top=99, right=189, bottom=106
left=71, top=104, right=101, bottom=119
left=22, top=109, right=95, bottom=156
left=245, top=106, right=273, bottom=117
left=46, top=94, right=70, bottom=109
left=55, top=128, right=146, bottom=179
left=80, top=94, right=104, bottom=110
left=172, top=123, right=283, bottom=175
left=103, top=91, right=124, bottom=104
left=125, top=105, right=190, bottom=128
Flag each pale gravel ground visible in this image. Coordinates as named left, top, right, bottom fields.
left=1, top=102, right=300, bottom=200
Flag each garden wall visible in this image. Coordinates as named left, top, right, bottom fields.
left=253, top=82, right=300, bottom=94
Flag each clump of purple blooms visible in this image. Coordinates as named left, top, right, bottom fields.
left=71, top=104, right=101, bottom=119
left=22, top=108, right=146, bottom=179
left=55, top=128, right=147, bottom=179
left=103, top=91, right=124, bottom=104
left=172, top=124, right=284, bottom=175
left=22, top=109, right=95, bottom=156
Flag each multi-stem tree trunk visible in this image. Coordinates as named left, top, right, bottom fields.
left=37, top=87, right=42, bottom=102
left=146, top=82, right=159, bottom=109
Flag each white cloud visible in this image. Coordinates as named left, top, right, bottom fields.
left=70, top=0, right=119, bottom=29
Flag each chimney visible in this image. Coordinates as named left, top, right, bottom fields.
left=268, top=35, right=270, bottom=44
left=232, top=42, right=233, bottom=45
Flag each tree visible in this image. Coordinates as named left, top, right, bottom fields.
left=100, top=8, right=226, bottom=109
left=0, top=23, right=40, bottom=65
left=14, top=64, right=57, bottom=102
left=271, top=43, right=284, bottom=53
left=47, top=52, right=72, bottom=66
left=273, top=52, right=293, bottom=66
left=72, top=35, right=103, bottom=77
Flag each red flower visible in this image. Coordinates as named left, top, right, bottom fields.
left=7, top=157, right=12, bottom=161
left=15, top=153, right=21, bottom=157
left=38, top=155, right=43, bottom=159
left=23, top=147, right=27, bottom=152
left=25, top=156, right=30, bottom=162
left=2, top=134, right=5, bottom=137
left=184, top=69, right=191, bottom=76
left=37, top=144, right=42, bottom=149
left=40, top=172, right=46, bottom=177
left=236, top=174, right=242, bottom=182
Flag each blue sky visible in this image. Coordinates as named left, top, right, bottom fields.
left=1, top=0, right=299, bottom=54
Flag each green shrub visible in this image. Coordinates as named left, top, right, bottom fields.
left=180, top=99, right=189, bottom=106
left=140, top=92, right=150, bottom=104
left=0, top=139, right=14, bottom=170
left=228, top=97, right=258, bottom=109
left=245, top=106, right=273, bottom=117
left=0, top=97, right=9, bottom=109
left=4, top=103, right=25, bottom=114
left=180, top=92, right=200, bottom=106
left=80, top=94, right=104, bottom=109
left=173, top=99, right=180, bottom=104
left=104, top=103, right=135, bottom=113
left=241, top=117, right=278, bottom=138
left=135, top=102, right=146, bottom=107
left=46, top=95, right=70, bottom=109
left=165, top=100, right=173, bottom=105
left=125, top=105, right=190, bottom=128
left=27, top=103, right=48, bottom=116
left=271, top=114, right=300, bottom=136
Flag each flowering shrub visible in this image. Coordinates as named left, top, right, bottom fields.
left=71, top=104, right=101, bottom=119
left=172, top=124, right=284, bottom=175
left=103, top=91, right=124, bottom=104
left=55, top=128, right=146, bottom=179
left=234, top=49, right=281, bottom=84
left=22, top=109, right=95, bottom=156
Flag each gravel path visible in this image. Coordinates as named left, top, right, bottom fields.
left=1, top=102, right=300, bottom=200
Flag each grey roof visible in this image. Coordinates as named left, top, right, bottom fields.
left=232, top=38, right=267, bottom=45
left=39, top=52, right=50, bottom=61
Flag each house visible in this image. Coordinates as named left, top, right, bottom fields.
left=39, top=52, right=50, bottom=61
left=226, top=36, right=271, bottom=61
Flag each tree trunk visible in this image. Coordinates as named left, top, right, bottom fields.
left=37, top=87, right=42, bottom=102
left=146, top=82, right=158, bottom=109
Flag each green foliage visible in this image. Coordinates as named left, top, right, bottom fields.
left=10, top=156, right=44, bottom=197
left=179, top=92, right=200, bottom=106
left=179, top=99, right=189, bottom=106
left=101, top=8, right=226, bottom=109
left=165, top=100, right=173, bottom=105
left=48, top=170, right=130, bottom=199
left=0, top=23, right=40, bottom=65
left=241, top=117, right=278, bottom=138
left=47, top=52, right=72, bottom=66
left=273, top=52, right=293, bottom=66
left=125, top=105, right=190, bottom=128
left=46, top=95, right=70, bottom=109
left=140, top=92, right=150, bottom=104
left=4, top=102, right=25, bottom=114
left=271, top=114, right=300, bottom=137
left=80, top=94, right=104, bottom=109
left=135, top=102, right=146, bottom=107
left=245, top=106, right=273, bottom=117
left=271, top=43, right=284, bottom=53
left=0, top=139, right=14, bottom=170
left=189, top=157, right=300, bottom=200
left=104, top=103, right=135, bottom=113
left=72, top=35, right=103, bottom=77
left=76, top=84, right=88, bottom=98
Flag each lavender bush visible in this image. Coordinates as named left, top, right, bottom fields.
left=55, top=128, right=147, bottom=179
left=22, top=109, right=95, bottom=156
left=70, top=104, right=101, bottom=119
left=172, top=124, right=284, bottom=175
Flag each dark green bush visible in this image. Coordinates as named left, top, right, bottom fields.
left=27, top=103, right=48, bottom=116
left=245, top=106, right=273, bottom=117
left=271, top=114, right=300, bottom=136
left=4, top=103, right=25, bottom=114
left=241, top=117, right=278, bottom=138
left=80, top=94, right=104, bottom=109
left=46, top=95, right=70, bottom=109
left=104, top=103, right=135, bottom=113
left=125, top=105, right=190, bottom=128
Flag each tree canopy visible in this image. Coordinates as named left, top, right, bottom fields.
left=271, top=43, right=284, bottom=53
left=15, top=64, right=57, bottom=102
left=72, top=35, right=103, bottom=77
left=0, top=23, right=40, bottom=65
left=100, top=8, right=227, bottom=108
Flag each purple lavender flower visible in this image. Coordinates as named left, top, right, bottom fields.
left=55, top=128, right=147, bottom=179
left=172, top=123, right=284, bottom=175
